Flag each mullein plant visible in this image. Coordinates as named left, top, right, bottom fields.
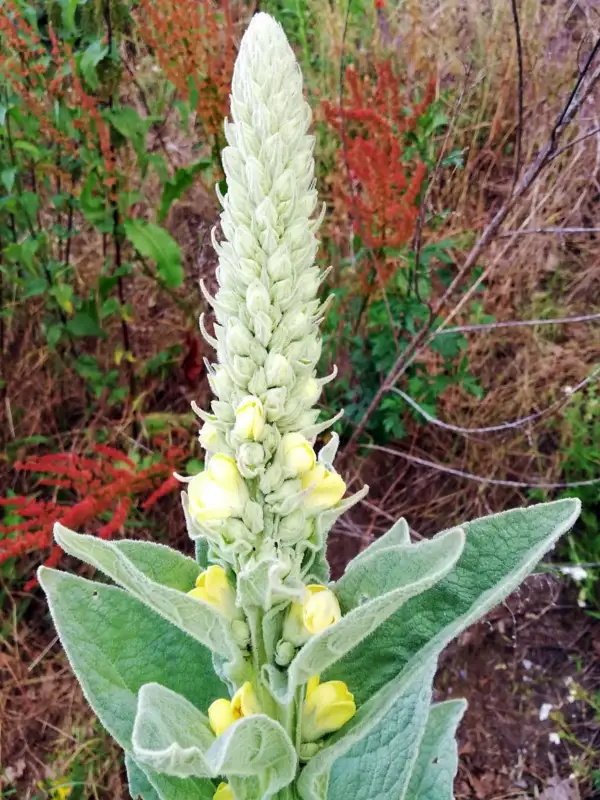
left=40, top=13, right=580, bottom=800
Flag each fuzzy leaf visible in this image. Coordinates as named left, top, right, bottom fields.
left=326, top=666, right=435, bottom=800
left=325, top=499, right=580, bottom=705
left=351, top=517, right=410, bottom=564
left=125, top=754, right=162, bottom=800
left=38, top=568, right=227, bottom=751
left=54, top=524, right=240, bottom=661
left=126, top=755, right=216, bottom=800
left=271, top=528, right=464, bottom=700
left=297, top=662, right=436, bottom=800
left=113, top=539, right=200, bottom=590
left=133, top=683, right=297, bottom=796
left=405, top=699, right=467, bottom=800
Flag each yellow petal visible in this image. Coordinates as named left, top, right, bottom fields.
left=213, top=783, right=235, bottom=800
left=301, top=465, right=346, bottom=510
left=208, top=698, right=236, bottom=737
left=281, top=432, right=316, bottom=475
left=303, top=585, right=341, bottom=635
left=231, top=681, right=261, bottom=718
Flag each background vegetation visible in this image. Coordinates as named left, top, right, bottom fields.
left=1, top=0, right=599, bottom=797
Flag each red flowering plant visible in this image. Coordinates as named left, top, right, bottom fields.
left=0, top=440, right=189, bottom=589
left=322, top=60, right=435, bottom=289
left=136, top=0, right=236, bottom=153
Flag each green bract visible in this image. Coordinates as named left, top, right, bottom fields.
left=40, top=13, right=582, bottom=800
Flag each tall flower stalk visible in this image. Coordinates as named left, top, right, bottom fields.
left=39, top=11, right=580, bottom=800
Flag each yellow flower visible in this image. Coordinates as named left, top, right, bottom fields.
left=283, top=585, right=341, bottom=645
left=301, top=675, right=356, bottom=742
left=208, top=682, right=260, bottom=737
left=214, top=783, right=235, bottom=800
left=48, top=778, right=72, bottom=800
left=300, top=464, right=345, bottom=510
left=281, top=432, right=316, bottom=475
left=188, top=565, right=238, bottom=618
left=208, top=698, right=237, bottom=737
left=234, top=395, right=265, bottom=440
left=303, top=585, right=341, bottom=635
left=187, top=454, right=248, bottom=524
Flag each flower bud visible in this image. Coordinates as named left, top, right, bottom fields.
left=282, top=584, right=341, bottom=645
left=277, top=508, right=307, bottom=545
left=188, top=565, right=239, bottom=619
left=303, top=585, right=341, bottom=634
left=265, top=352, right=294, bottom=388
left=301, top=675, right=356, bottom=742
left=237, top=442, right=265, bottom=478
left=198, top=421, right=222, bottom=452
left=247, top=366, right=268, bottom=396
left=234, top=395, right=266, bottom=440
left=231, top=619, right=251, bottom=647
left=208, top=681, right=260, bottom=737
left=295, top=376, right=321, bottom=407
left=275, top=639, right=296, bottom=666
left=213, top=783, right=234, bottom=800
left=226, top=319, right=255, bottom=356
left=208, top=366, right=234, bottom=399
left=301, top=464, right=346, bottom=510
left=281, top=432, right=316, bottom=475
left=187, top=454, right=249, bottom=524
left=264, top=387, right=287, bottom=421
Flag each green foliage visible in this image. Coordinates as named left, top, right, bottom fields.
left=0, top=0, right=213, bottom=413
left=530, top=382, right=600, bottom=609
left=321, top=238, right=485, bottom=442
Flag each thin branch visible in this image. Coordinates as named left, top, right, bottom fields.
left=510, top=0, right=524, bottom=190
left=392, top=363, right=600, bottom=435
left=410, top=65, right=472, bottom=313
left=547, top=124, right=600, bottom=162
left=432, top=312, right=600, bottom=336
left=367, top=444, right=600, bottom=489
left=499, top=226, right=600, bottom=236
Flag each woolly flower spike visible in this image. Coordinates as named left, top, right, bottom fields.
left=202, top=12, right=326, bottom=445
left=301, top=675, right=356, bottom=742
left=185, top=12, right=367, bottom=569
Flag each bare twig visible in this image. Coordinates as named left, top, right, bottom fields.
left=510, top=0, right=524, bottom=190
left=432, top=312, right=600, bottom=336
left=547, top=124, right=600, bottom=162
left=393, top=363, right=600, bottom=435
left=367, top=444, right=600, bottom=489
left=499, top=226, right=600, bottom=236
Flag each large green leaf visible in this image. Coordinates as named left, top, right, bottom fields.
left=126, top=755, right=216, bottom=800
left=125, top=754, right=162, bottom=800
left=405, top=700, right=467, bottom=800
left=133, top=683, right=297, bottom=796
left=54, top=524, right=240, bottom=662
left=326, top=667, right=436, bottom=800
left=124, top=219, right=184, bottom=287
left=324, top=499, right=580, bottom=704
left=297, top=662, right=436, bottom=800
left=268, top=528, right=464, bottom=701
left=38, top=568, right=227, bottom=751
